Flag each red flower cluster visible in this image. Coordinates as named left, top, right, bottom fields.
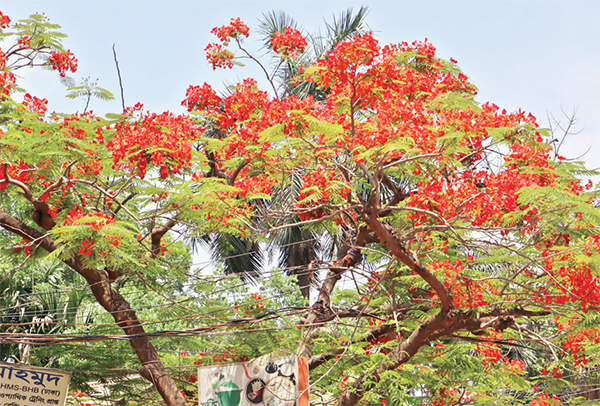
left=48, top=49, right=78, bottom=77
left=107, top=109, right=202, bottom=178
left=503, top=358, right=526, bottom=374
left=0, top=12, right=10, bottom=29
left=204, top=43, right=235, bottom=70
left=234, top=172, right=274, bottom=198
left=315, top=32, right=381, bottom=90
left=222, top=78, right=269, bottom=126
left=12, top=238, right=33, bottom=257
left=64, top=207, right=115, bottom=230
left=207, top=349, right=248, bottom=363
left=541, top=367, right=562, bottom=379
left=181, top=82, right=222, bottom=113
left=237, top=292, right=266, bottom=315
left=297, top=169, right=351, bottom=221
left=79, top=239, right=94, bottom=256
left=71, top=389, right=92, bottom=406
left=300, top=31, right=482, bottom=161
left=202, top=78, right=274, bottom=161
left=563, top=327, right=600, bottom=366
left=210, top=17, right=250, bottom=44
left=64, top=206, right=85, bottom=226
left=61, top=207, right=121, bottom=257
left=535, top=238, right=600, bottom=310
left=58, top=114, right=99, bottom=141
left=0, top=50, right=16, bottom=97
left=476, top=343, right=503, bottom=367
left=204, top=18, right=249, bottom=70
left=17, top=35, right=31, bottom=49
left=528, top=393, right=562, bottom=406
left=399, top=38, right=437, bottom=58
left=0, top=162, right=40, bottom=192
left=475, top=343, right=526, bottom=377
left=365, top=332, right=399, bottom=355
left=428, top=259, right=492, bottom=308
left=23, top=93, right=48, bottom=114
left=428, top=387, right=474, bottom=406
left=270, top=27, right=307, bottom=57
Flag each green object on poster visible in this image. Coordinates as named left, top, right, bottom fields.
left=216, top=380, right=242, bottom=406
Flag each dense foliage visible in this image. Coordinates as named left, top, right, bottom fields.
left=1, top=9, right=599, bottom=406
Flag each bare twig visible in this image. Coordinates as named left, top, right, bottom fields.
left=113, top=44, right=126, bottom=113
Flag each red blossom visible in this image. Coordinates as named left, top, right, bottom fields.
left=316, top=32, right=381, bottom=88
left=0, top=49, right=16, bottom=97
left=23, top=93, right=48, bottom=114
left=78, top=239, right=94, bottom=257
left=270, top=27, right=308, bottom=57
left=0, top=12, right=10, bottom=29
left=13, top=238, right=33, bottom=257
left=182, top=82, right=222, bottom=113
left=17, top=35, right=31, bottom=49
left=204, top=42, right=235, bottom=70
left=234, top=172, right=274, bottom=198
left=64, top=207, right=115, bottom=230
left=48, top=49, right=78, bottom=77
left=528, top=393, right=562, bottom=406
left=563, top=327, right=600, bottom=366
left=210, top=17, right=250, bottom=44
left=296, top=168, right=351, bottom=222
left=106, top=110, right=202, bottom=179
left=428, top=259, right=492, bottom=308
left=429, top=387, right=474, bottom=406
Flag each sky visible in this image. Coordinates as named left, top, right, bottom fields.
left=1, top=0, right=599, bottom=164
left=1, top=0, right=598, bottom=280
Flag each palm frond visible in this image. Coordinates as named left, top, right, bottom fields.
left=325, top=5, right=370, bottom=45
left=274, top=225, right=318, bottom=299
left=257, top=10, right=301, bottom=50
left=198, top=234, right=264, bottom=283
left=310, top=6, right=370, bottom=60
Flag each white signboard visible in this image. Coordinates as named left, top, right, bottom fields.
left=0, top=362, right=71, bottom=406
left=198, top=355, right=308, bottom=406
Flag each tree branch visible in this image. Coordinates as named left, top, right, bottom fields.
left=113, top=44, right=125, bottom=113
left=149, top=219, right=177, bottom=258
left=364, top=199, right=453, bottom=315
left=336, top=307, right=550, bottom=405
left=2, top=164, right=57, bottom=231
left=0, top=207, right=186, bottom=405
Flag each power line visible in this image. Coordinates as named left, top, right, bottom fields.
left=0, top=305, right=314, bottom=346
left=0, top=234, right=382, bottom=350
left=0, top=268, right=315, bottom=322
left=0, top=275, right=324, bottom=337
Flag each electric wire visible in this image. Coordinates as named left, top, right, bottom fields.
left=0, top=263, right=347, bottom=336
left=0, top=266, right=318, bottom=323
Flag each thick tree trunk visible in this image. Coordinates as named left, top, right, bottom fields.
left=0, top=209, right=187, bottom=406
left=297, top=226, right=371, bottom=358
left=73, top=262, right=187, bottom=406
left=287, top=239, right=313, bottom=300
left=335, top=309, right=549, bottom=406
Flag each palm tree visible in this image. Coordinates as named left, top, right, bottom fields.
left=258, top=6, right=370, bottom=100
left=0, top=259, right=95, bottom=363
left=197, top=7, right=371, bottom=299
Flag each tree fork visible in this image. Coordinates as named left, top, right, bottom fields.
left=74, top=263, right=187, bottom=406
left=298, top=226, right=372, bottom=357
left=0, top=209, right=188, bottom=406
left=336, top=308, right=550, bottom=405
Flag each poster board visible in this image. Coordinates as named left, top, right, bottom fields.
left=198, top=355, right=308, bottom=406
left=0, top=362, right=71, bottom=406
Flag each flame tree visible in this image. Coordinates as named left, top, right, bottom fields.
left=1, top=11, right=599, bottom=406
